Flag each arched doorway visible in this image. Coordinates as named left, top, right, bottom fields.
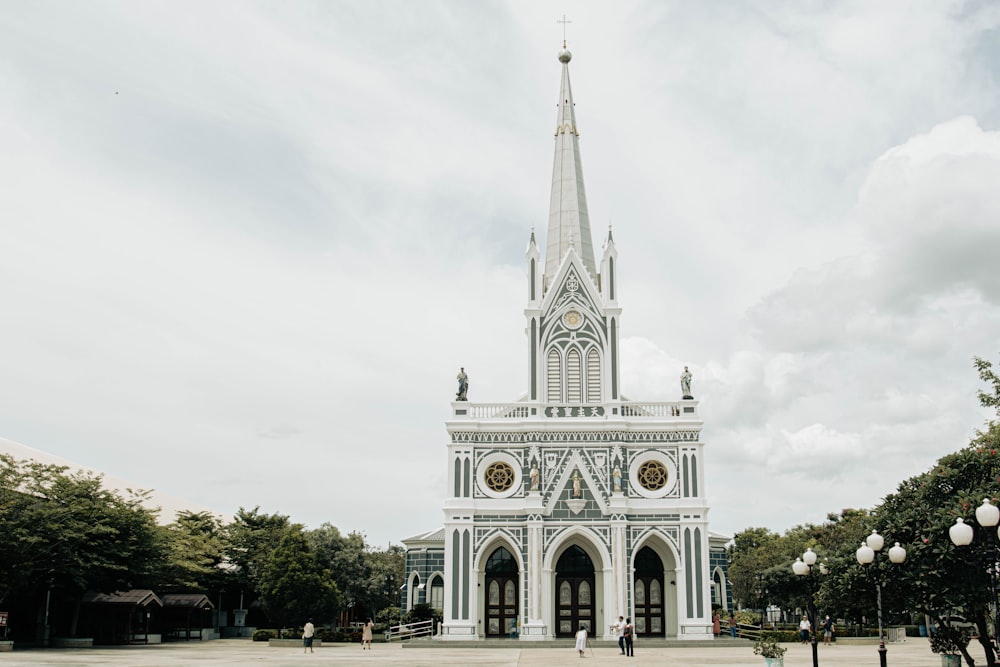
left=555, top=545, right=595, bottom=637
left=634, top=546, right=665, bottom=637
left=484, top=547, right=518, bottom=637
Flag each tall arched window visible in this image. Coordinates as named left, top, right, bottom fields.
left=586, top=347, right=601, bottom=402
left=429, top=575, right=444, bottom=612
left=547, top=348, right=562, bottom=402
left=566, top=348, right=582, bottom=402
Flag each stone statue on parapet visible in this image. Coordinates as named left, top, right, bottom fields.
left=680, top=366, right=693, bottom=399
left=456, top=367, right=469, bottom=401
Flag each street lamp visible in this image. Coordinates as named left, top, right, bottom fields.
left=793, top=547, right=826, bottom=667
left=856, top=529, right=906, bottom=667
left=949, top=498, right=1000, bottom=650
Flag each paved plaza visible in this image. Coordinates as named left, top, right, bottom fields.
left=6, top=638, right=951, bottom=666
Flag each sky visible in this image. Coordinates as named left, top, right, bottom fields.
left=2, top=0, right=999, bottom=548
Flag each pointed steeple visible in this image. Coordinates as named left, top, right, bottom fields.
left=544, top=46, right=596, bottom=285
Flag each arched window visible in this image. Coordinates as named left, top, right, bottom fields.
left=409, top=574, right=420, bottom=610
left=586, top=347, right=601, bottom=402
left=566, top=348, right=582, bottom=402
left=429, top=575, right=444, bottom=612
left=547, top=348, right=562, bottom=402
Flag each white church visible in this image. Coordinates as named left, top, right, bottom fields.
left=402, top=44, right=730, bottom=641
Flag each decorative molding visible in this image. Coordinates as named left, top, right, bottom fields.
left=451, top=430, right=701, bottom=444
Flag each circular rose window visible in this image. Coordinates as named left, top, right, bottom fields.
left=484, top=462, right=515, bottom=492
left=637, top=460, right=668, bottom=491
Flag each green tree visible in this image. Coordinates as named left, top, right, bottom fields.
left=726, top=527, right=783, bottom=615
left=156, top=510, right=229, bottom=593
left=974, top=356, right=1000, bottom=415
left=225, top=507, right=291, bottom=600
left=309, top=524, right=368, bottom=619
left=258, top=529, right=339, bottom=629
left=365, top=544, right=405, bottom=619
left=0, top=456, right=163, bottom=636
left=876, top=430, right=1000, bottom=667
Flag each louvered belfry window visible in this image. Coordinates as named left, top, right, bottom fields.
left=547, top=348, right=562, bottom=402
left=566, top=348, right=582, bottom=402
left=586, top=347, right=601, bottom=402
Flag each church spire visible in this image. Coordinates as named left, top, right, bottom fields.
left=544, top=45, right=597, bottom=285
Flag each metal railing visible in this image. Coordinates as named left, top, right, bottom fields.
left=385, top=619, right=434, bottom=642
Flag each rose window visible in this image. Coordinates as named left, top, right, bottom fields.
left=484, top=462, right=515, bottom=492
left=637, top=460, right=668, bottom=491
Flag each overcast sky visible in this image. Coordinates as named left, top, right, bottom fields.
left=2, top=1, right=999, bottom=547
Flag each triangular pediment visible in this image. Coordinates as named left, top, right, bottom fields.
left=544, top=450, right=608, bottom=516
left=541, top=247, right=602, bottom=315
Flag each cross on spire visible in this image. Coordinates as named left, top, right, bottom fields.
left=557, top=14, right=572, bottom=48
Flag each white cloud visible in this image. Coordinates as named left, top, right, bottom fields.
left=1, top=1, right=999, bottom=545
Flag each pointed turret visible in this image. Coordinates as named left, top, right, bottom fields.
left=544, top=46, right=597, bottom=288
left=600, top=224, right=618, bottom=303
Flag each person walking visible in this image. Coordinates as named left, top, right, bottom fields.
left=623, top=617, right=634, bottom=657
left=362, top=617, right=374, bottom=650
left=615, top=615, right=625, bottom=654
left=822, top=615, right=834, bottom=645
left=799, top=615, right=811, bottom=643
left=575, top=624, right=588, bottom=658
left=302, top=618, right=315, bottom=654
left=729, top=611, right=738, bottom=638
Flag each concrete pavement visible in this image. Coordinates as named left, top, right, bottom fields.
left=5, top=637, right=952, bottom=666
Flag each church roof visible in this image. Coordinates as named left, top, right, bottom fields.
left=545, top=46, right=597, bottom=285
left=402, top=527, right=445, bottom=546
left=82, top=589, right=163, bottom=608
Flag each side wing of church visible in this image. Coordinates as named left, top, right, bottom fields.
left=403, top=44, right=729, bottom=641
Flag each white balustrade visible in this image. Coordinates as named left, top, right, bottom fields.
left=451, top=401, right=696, bottom=419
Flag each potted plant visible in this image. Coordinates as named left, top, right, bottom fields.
left=753, top=631, right=787, bottom=667
left=929, top=623, right=969, bottom=667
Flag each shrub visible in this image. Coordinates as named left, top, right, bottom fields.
left=252, top=629, right=278, bottom=642
left=930, top=625, right=970, bottom=656
left=753, top=632, right=787, bottom=659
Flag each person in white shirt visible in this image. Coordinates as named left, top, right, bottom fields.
left=614, top=616, right=625, bottom=654
left=303, top=618, right=315, bottom=653
left=799, top=616, right=811, bottom=644
left=575, top=624, right=588, bottom=658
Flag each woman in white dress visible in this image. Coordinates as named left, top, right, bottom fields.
left=575, top=624, right=588, bottom=657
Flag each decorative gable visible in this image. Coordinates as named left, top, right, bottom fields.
left=539, top=250, right=609, bottom=404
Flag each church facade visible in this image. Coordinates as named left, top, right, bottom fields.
left=402, top=45, right=729, bottom=641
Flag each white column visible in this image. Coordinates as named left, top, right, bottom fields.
left=520, top=519, right=547, bottom=639
left=610, top=519, right=627, bottom=632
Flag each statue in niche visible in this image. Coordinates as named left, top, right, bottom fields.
left=530, top=466, right=540, bottom=492
left=572, top=471, right=582, bottom=498
left=456, top=367, right=469, bottom=401
left=612, top=467, right=622, bottom=493
left=680, top=366, right=693, bottom=399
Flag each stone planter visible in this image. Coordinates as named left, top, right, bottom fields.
left=763, top=658, right=784, bottom=667
left=51, top=637, right=93, bottom=648
left=0, top=640, right=12, bottom=652
left=941, top=655, right=962, bottom=667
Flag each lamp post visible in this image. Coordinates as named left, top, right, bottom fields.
left=855, top=529, right=906, bottom=667
left=792, top=547, right=826, bottom=667
left=949, top=498, right=1000, bottom=650
left=756, top=572, right=767, bottom=630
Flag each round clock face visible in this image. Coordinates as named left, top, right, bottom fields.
left=563, top=310, right=583, bottom=329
